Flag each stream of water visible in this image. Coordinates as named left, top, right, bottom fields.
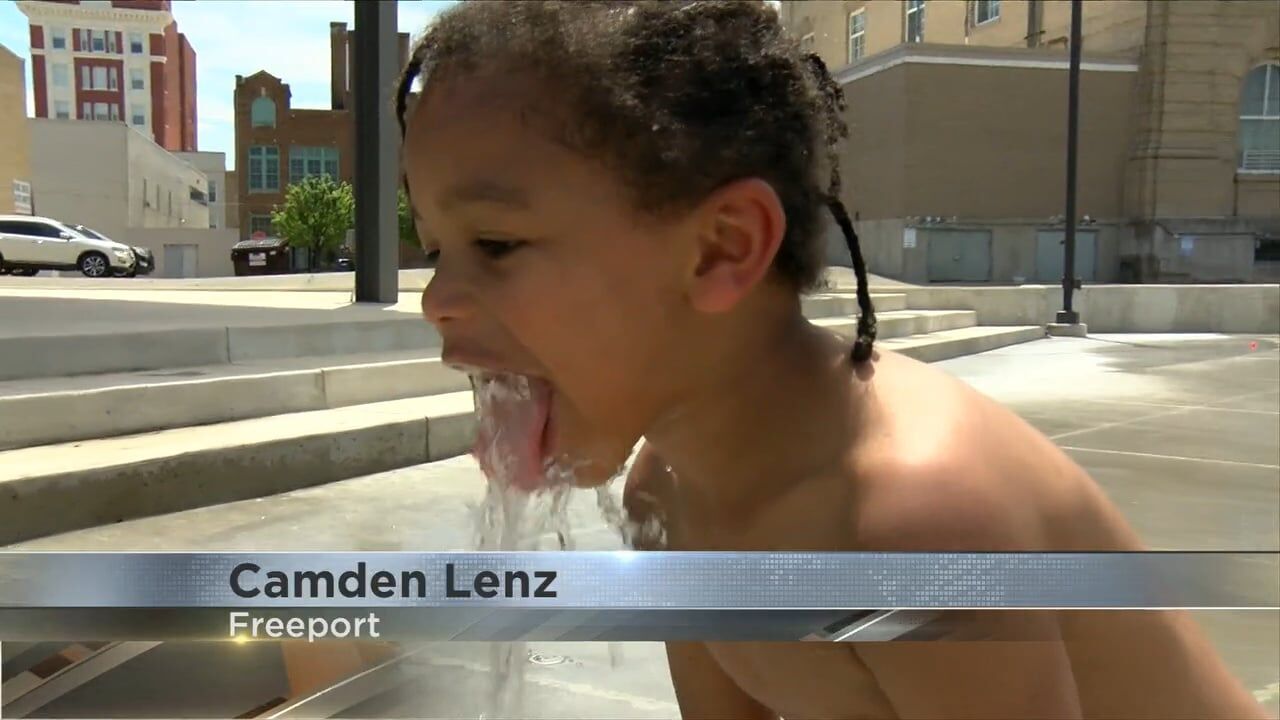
left=468, top=372, right=646, bottom=719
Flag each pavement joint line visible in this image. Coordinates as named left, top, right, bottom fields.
left=404, top=652, right=681, bottom=713
left=1060, top=446, right=1280, bottom=471
left=1073, top=399, right=1279, bottom=416
left=1048, top=388, right=1268, bottom=443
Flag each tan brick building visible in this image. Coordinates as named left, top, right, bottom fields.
left=0, top=44, right=33, bottom=216
left=782, top=0, right=1280, bottom=283
left=233, top=22, right=425, bottom=267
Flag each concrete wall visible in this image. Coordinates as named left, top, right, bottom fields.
left=897, top=283, right=1280, bottom=334
left=0, top=45, right=31, bottom=215
left=28, top=118, right=130, bottom=233
left=838, top=48, right=1135, bottom=223
left=29, top=118, right=209, bottom=242
left=126, top=227, right=236, bottom=277
left=126, top=129, right=208, bottom=230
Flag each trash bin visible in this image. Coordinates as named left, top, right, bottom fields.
left=231, top=236, right=292, bottom=276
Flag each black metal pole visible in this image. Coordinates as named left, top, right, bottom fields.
left=353, top=0, right=399, bottom=303
left=1057, top=0, right=1082, bottom=325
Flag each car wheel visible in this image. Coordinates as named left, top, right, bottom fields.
left=79, top=252, right=109, bottom=278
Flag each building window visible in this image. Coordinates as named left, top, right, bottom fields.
left=129, top=32, right=144, bottom=54
left=52, top=63, right=69, bottom=87
left=130, top=68, right=144, bottom=90
left=51, top=28, right=66, bottom=50
left=107, top=66, right=118, bottom=90
left=972, top=0, right=1000, bottom=26
left=91, top=30, right=105, bottom=52
left=109, top=103, right=119, bottom=121
left=289, top=146, right=340, bottom=183
left=80, top=66, right=90, bottom=88
left=106, top=31, right=118, bottom=53
left=54, top=100, right=70, bottom=119
left=905, top=0, right=926, bottom=43
left=93, top=102, right=109, bottom=121
left=848, top=10, right=866, bottom=63
left=250, top=96, right=277, bottom=128
left=78, top=29, right=90, bottom=51
left=132, top=111, right=146, bottom=127
left=81, top=102, right=91, bottom=119
left=208, top=180, right=217, bottom=203
left=1240, top=63, right=1280, bottom=172
left=249, top=214, right=273, bottom=236
left=92, top=66, right=107, bottom=90
left=248, top=145, right=280, bottom=192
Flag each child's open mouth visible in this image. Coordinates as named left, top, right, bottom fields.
left=471, top=372, right=559, bottom=492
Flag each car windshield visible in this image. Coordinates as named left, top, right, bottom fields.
left=72, top=225, right=109, bottom=241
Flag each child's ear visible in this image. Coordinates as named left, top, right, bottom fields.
left=686, top=178, right=786, bottom=314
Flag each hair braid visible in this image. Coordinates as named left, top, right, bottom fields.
left=804, top=53, right=876, bottom=363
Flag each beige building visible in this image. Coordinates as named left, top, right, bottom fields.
left=28, top=118, right=236, bottom=277
left=782, top=0, right=1280, bottom=283
left=175, top=150, right=228, bottom=229
left=0, top=45, right=33, bottom=216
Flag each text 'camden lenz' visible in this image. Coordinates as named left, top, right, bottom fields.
left=228, top=561, right=560, bottom=600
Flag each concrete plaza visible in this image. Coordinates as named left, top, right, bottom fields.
left=4, top=334, right=1279, bottom=718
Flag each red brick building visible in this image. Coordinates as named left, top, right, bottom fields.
left=18, top=0, right=197, bottom=153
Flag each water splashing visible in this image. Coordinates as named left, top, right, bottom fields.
left=468, top=372, right=650, bottom=719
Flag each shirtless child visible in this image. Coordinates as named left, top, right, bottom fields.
left=397, top=2, right=1268, bottom=718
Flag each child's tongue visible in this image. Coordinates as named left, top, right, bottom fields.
left=472, top=373, right=553, bottom=492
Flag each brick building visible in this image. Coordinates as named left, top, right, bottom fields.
left=781, top=0, right=1280, bottom=283
left=18, top=0, right=197, bottom=153
left=233, top=22, right=422, bottom=267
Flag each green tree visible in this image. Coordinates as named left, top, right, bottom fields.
left=271, top=176, right=354, bottom=273
left=398, top=189, right=418, bottom=246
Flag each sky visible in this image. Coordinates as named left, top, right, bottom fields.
left=0, top=0, right=457, bottom=170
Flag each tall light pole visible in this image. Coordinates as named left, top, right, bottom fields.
left=353, top=0, right=399, bottom=303
left=1055, top=0, right=1084, bottom=330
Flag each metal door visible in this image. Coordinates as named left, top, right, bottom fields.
left=925, top=229, right=992, bottom=282
left=1035, top=230, right=1096, bottom=283
left=163, top=244, right=197, bottom=278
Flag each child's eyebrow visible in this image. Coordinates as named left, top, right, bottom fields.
left=439, top=179, right=530, bottom=210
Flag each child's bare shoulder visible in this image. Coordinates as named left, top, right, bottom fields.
left=849, top=351, right=1117, bottom=553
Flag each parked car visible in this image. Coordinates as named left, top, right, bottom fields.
left=71, top=225, right=154, bottom=276
left=0, top=215, right=136, bottom=278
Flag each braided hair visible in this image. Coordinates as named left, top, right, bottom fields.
left=395, top=1, right=876, bottom=362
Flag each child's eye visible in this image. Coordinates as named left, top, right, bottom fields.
left=474, top=238, right=525, bottom=259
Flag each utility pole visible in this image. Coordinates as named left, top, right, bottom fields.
left=1052, top=0, right=1086, bottom=335
left=352, top=0, right=399, bottom=303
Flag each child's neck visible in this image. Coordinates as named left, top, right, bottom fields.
left=646, top=303, right=863, bottom=520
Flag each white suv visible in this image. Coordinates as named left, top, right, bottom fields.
left=0, top=215, right=136, bottom=278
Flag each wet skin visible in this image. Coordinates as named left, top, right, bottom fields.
left=404, top=70, right=1268, bottom=720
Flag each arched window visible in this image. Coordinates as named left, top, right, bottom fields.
left=1239, top=63, right=1279, bottom=172
left=250, top=96, right=276, bottom=128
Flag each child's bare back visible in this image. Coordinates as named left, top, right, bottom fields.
left=626, top=345, right=1265, bottom=720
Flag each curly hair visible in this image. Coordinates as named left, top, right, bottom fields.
left=396, top=0, right=877, bottom=362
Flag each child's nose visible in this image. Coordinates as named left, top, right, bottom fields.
left=420, top=270, right=475, bottom=326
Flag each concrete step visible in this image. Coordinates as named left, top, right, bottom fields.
left=812, top=309, right=977, bottom=340
left=881, top=325, right=1047, bottom=363
left=0, top=351, right=472, bottom=451
left=0, top=296, right=911, bottom=450
left=0, top=325, right=1044, bottom=546
left=0, top=293, right=906, bottom=382
left=0, top=393, right=477, bottom=546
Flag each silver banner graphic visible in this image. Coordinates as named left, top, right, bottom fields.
left=0, top=551, right=1274, bottom=609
